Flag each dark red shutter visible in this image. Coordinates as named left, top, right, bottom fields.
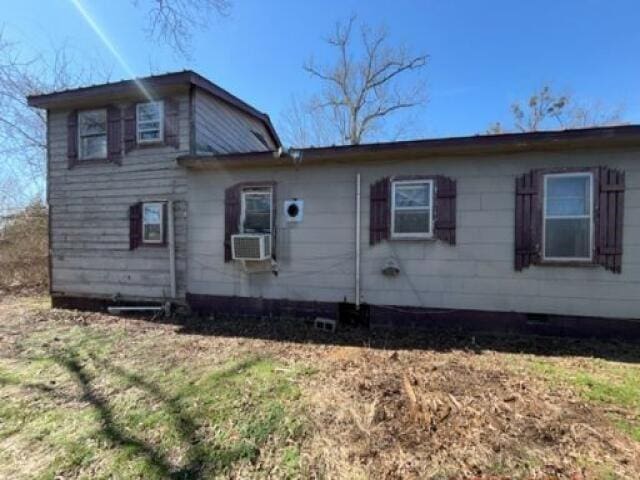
left=124, top=104, right=137, bottom=153
left=434, top=176, right=456, bottom=244
left=129, top=202, right=142, bottom=250
left=67, top=110, right=78, bottom=168
left=514, top=170, right=541, bottom=271
left=164, top=98, right=180, bottom=148
left=271, top=183, right=277, bottom=260
left=162, top=202, right=168, bottom=246
left=596, top=167, right=625, bottom=273
left=370, top=177, right=390, bottom=245
left=107, top=105, right=122, bottom=163
left=224, top=184, right=241, bottom=262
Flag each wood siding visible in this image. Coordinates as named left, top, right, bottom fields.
left=48, top=93, right=191, bottom=301
left=193, top=89, right=276, bottom=154
left=186, top=147, right=640, bottom=320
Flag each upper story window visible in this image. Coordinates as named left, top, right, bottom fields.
left=78, top=109, right=107, bottom=160
left=142, top=202, right=164, bottom=244
left=543, top=172, right=593, bottom=261
left=391, top=179, right=434, bottom=238
left=241, top=187, right=272, bottom=234
left=137, top=101, right=164, bottom=143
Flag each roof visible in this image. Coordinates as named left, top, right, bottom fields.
left=177, top=125, right=640, bottom=170
left=26, top=70, right=281, bottom=148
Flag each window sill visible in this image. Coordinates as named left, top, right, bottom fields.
left=390, top=235, right=436, bottom=242
left=538, top=259, right=597, bottom=268
left=71, top=157, right=117, bottom=168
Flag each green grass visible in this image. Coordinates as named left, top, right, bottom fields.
left=0, top=321, right=307, bottom=479
left=526, top=357, right=640, bottom=442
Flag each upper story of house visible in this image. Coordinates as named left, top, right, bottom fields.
left=27, top=70, right=281, bottom=170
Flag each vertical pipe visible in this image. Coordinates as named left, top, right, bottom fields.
left=168, top=200, right=177, bottom=299
left=355, top=173, right=361, bottom=309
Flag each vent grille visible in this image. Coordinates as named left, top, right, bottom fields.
left=231, top=234, right=271, bottom=261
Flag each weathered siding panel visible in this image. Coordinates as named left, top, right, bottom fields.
left=194, top=89, right=275, bottom=154
left=186, top=147, right=640, bottom=319
left=48, top=92, right=190, bottom=301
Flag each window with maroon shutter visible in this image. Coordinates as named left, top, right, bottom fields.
left=164, top=98, right=180, bottom=148
left=107, top=105, right=122, bottom=163
left=124, top=104, right=137, bottom=153
left=515, top=167, right=625, bottom=273
left=129, top=202, right=142, bottom=250
left=514, top=170, right=541, bottom=271
left=596, top=167, right=625, bottom=273
left=67, top=110, right=78, bottom=168
left=224, top=184, right=241, bottom=262
left=370, top=177, right=390, bottom=245
left=434, top=176, right=457, bottom=245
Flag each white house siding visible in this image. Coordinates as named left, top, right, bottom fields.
left=48, top=92, right=191, bottom=301
left=186, top=147, right=640, bottom=319
left=193, top=89, right=276, bottom=154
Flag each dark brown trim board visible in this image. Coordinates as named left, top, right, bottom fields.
left=50, top=293, right=640, bottom=340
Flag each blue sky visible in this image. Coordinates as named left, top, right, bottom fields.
left=5, top=0, right=640, bottom=141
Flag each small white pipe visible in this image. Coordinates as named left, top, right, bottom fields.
left=355, top=173, right=361, bottom=309
left=168, top=200, right=177, bottom=299
left=108, top=306, right=163, bottom=313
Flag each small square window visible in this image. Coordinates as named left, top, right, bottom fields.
left=137, top=101, right=164, bottom=143
left=142, top=202, right=164, bottom=244
left=543, top=172, right=593, bottom=261
left=391, top=180, right=433, bottom=238
left=241, top=187, right=272, bottom=234
left=78, top=109, right=107, bottom=160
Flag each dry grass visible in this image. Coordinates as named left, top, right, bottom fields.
left=1, top=296, right=639, bottom=479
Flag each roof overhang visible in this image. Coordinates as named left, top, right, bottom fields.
left=177, top=125, right=640, bottom=171
left=27, top=70, right=281, bottom=148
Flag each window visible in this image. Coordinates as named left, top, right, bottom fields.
left=391, top=180, right=433, bottom=238
left=137, top=101, right=163, bottom=143
left=142, top=202, right=164, bottom=244
left=543, top=172, right=593, bottom=261
left=241, top=187, right=272, bottom=234
left=78, top=109, right=107, bottom=159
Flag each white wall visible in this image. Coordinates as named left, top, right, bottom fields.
left=186, top=147, right=640, bottom=319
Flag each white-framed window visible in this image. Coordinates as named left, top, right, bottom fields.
left=543, top=172, right=593, bottom=261
left=241, top=187, right=272, bottom=234
left=142, top=202, right=164, bottom=244
left=136, top=101, right=164, bottom=143
left=391, top=179, right=434, bottom=238
left=78, top=109, right=107, bottom=160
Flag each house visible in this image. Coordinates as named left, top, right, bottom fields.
left=27, top=71, right=640, bottom=338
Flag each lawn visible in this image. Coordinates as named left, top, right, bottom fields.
left=1, top=296, right=639, bottom=479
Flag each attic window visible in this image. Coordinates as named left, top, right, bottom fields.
left=251, top=130, right=269, bottom=149
left=78, top=109, right=107, bottom=160
left=137, top=101, right=164, bottom=143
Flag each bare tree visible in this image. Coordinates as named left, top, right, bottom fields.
left=0, top=31, right=111, bottom=215
left=299, top=16, right=428, bottom=146
left=488, top=85, right=625, bottom=134
left=133, top=0, right=231, bottom=58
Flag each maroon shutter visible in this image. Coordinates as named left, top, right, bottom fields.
left=596, top=167, right=625, bottom=273
left=271, top=183, right=277, bottom=260
left=434, top=176, right=456, bottom=244
left=370, top=177, right=390, bottom=245
left=67, top=110, right=78, bottom=168
left=164, top=98, right=179, bottom=148
left=107, top=105, right=122, bottom=163
left=129, top=202, right=142, bottom=250
left=514, top=170, right=541, bottom=271
left=161, top=202, right=168, bottom=246
left=124, top=104, right=137, bottom=153
left=224, top=184, right=241, bottom=262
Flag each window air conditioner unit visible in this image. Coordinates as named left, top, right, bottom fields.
left=231, top=234, right=272, bottom=261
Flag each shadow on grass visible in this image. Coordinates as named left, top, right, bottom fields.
left=42, top=349, right=267, bottom=479
left=162, top=314, right=640, bottom=364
